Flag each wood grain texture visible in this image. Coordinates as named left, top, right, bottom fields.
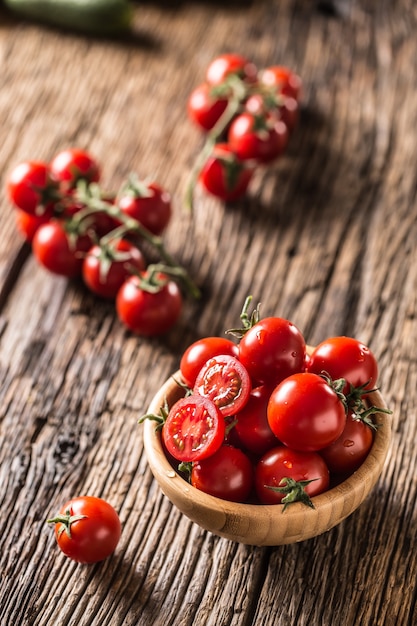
left=0, top=1, right=416, bottom=624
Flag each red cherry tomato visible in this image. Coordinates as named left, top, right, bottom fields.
left=15, top=209, right=50, bottom=243
left=82, top=239, right=146, bottom=299
left=7, top=161, right=57, bottom=216
left=180, top=336, right=239, bottom=388
left=306, top=336, right=379, bottom=392
left=320, top=409, right=374, bottom=475
left=50, top=148, right=100, bottom=188
left=199, top=143, right=254, bottom=201
left=255, top=446, right=329, bottom=505
left=234, top=385, right=280, bottom=456
left=116, top=272, right=182, bottom=336
left=206, top=53, right=257, bottom=85
left=32, top=221, right=91, bottom=278
left=267, top=372, right=347, bottom=452
left=162, top=395, right=225, bottom=462
left=238, top=316, right=306, bottom=387
left=259, top=66, right=302, bottom=101
left=228, top=113, right=288, bottom=163
left=118, top=182, right=172, bottom=235
left=47, top=496, right=121, bottom=564
left=187, top=83, right=229, bottom=131
left=194, top=354, right=251, bottom=417
left=191, top=444, right=253, bottom=502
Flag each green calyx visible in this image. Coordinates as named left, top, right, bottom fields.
left=268, top=477, right=318, bottom=512
left=46, top=508, right=87, bottom=538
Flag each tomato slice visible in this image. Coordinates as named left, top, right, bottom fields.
left=162, top=395, right=225, bottom=462
left=193, top=354, right=251, bottom=417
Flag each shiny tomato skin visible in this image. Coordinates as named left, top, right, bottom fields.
left=15, top=209, right=50, bottom=243
left=50, top=148, right=100, bottom=187
left=306, top=336, right=378, bottom=392
left=199, top=143, right=254, bottom=201
left=162, top=395, right=225, bottom=462
left=49, top=496, right=121, bottom=564
left=118, top=183, right=172, bottom=235
left=116, top=273, right=182, bottom=336
left=234, top=385, right=280, bottom=455
left=191, top=444, right=253, bottom=502
left=187, top=83, right=229, bottom=131
left=255, top=446, right=329, bottom=504
left=206, top=53, right=257, bottom=85
left=194, top=354, right=251, bottom=417
left=238, top=316, right=306, bottom=387
left=259, top=66, right=302, bottom=101
left=7, top=161, right=56, bottom=216
left=228, top=113, right=289, bottom=163
left=267, top=372, right=347, bottom=452
left=32, top=221, right=91, bottom=278
left=320, top=410, right=374, bottom=475
left=180, top=336, right=239, bottom=388
left=82, top=239, right=146, bottom=299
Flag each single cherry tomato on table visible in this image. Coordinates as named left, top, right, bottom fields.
left=180, top=336, right=239, bottom=388
left=7, top=160, right=58, bottom=217
left=116, top=271, right=182, bottom=336
left=193, top=354, right=251, bottom=417
left=238, top=316, right=306, bottom=387
left=205, top=53, right=258, bottom=85
left=199, top=143, right=254, bottom=201
left=162, top=394, right=225, bottom=462
left=32, top=220, right=92, bottom=278
left=306, top=336, right=379, bottom=393
left=267, top=372, right=347, bottom=452
left=191, top=444, right=253, bottom=503
left=47, top=496, right=121, bottom=564
left=82, top=239, right=146, bottom=299
left=187, top=82, right=229, bottom=131
left=255, top=445, right=329, bottom=505
left=50, top=148, right=100, bottom=188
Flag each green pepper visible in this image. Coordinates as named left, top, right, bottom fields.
left=4, top=0, right=134, bottom=36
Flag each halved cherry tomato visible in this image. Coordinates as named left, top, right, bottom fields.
left=180, top=336, right=239, bottom=388
left=194, top=354, right=251, bottom=417
left=267, top=372, right=347, bottom=452
left=162, top=395, right=225, bottom=462
left=191, top=444, right=253, bottom=502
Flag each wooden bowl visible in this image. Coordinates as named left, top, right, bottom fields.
left=143, top=369, right=391, bottom=546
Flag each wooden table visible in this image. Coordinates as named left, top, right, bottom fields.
left=1, top=2, right=415, bottom=624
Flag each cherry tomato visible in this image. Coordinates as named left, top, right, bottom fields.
left=267, top=372, right=347, bottom=452
left=255, top=446, right=329, bottom=505
left=50, top=148, right=100, bottom=188
left=199, top=143, right=254, bottom=201
left=228, top=113, right=288, bottom=163
left=234, top=385, right=279, bottom=456
left=116, top=272, right=182, bottom=336
left=82, top=239, right=146, bottom=299
left=7, top=161, right=57, bottom=216
left=306, top=336, right=379, bottom=393
left=118, top=182, right=172, bottom=235
left=180, top=336, right=239, bottom=388
left=187, top=83, right=229, bottom=131
left=162, top=395, right=225, bottom=462
left=15, top=209, right=50, bottom=243
left=191, top=444, right=253, bottom=502
left=32, top=221, right=92, bottom=278
left=206, top=53, right=257, bottom=85
left=47, top=496, right=121, bottom=564
left=259, top=66, right=302, bottom=101
left=238, top=316, right=306, bottom=387
left=320, top=409, right=374, bottom=475
left=194, top=354, right=251, bottom=417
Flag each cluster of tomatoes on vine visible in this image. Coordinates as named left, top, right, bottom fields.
left=145, top=297, right=390, bottom=507
left=186, top=53, right=302, bottom=205
left=7, top=148, right=200, bottom=337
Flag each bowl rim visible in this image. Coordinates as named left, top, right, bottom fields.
left=143, top=365, right=392, bottom=545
